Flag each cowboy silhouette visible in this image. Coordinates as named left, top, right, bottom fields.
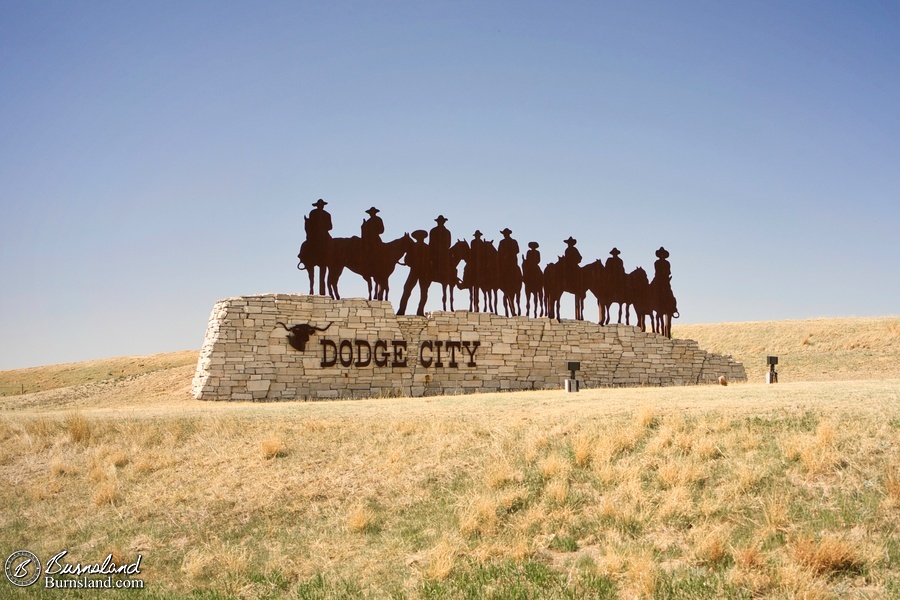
left=305, top=199, right=332, bottom=245
left=653, top=246, right=671, bottom=282
left=465, top=230, right=487, bottom=311
left=606, top=247, right=626, bottom=287
left=522, top=241, right=543, bottom=317
left=498, top=228, right=519, bottom=269
left=651, top=246, right=678, bottom=337
left=361, top=207, right=385, bottom=275
left=524, top=241, right=541, bottom=269
left=563, top=237, right=582, bottom=273
left=497, top=228, right=522, bottom=316
left=429, top=215, right=452, bottom=282
left=361, top=207, right=384, bottom=244
left=298, top=199, right=333, bottom=295
left=397, top=230, right=430, bottom=316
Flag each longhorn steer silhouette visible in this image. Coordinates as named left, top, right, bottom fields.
left=276, top=321, right=333, bottom=352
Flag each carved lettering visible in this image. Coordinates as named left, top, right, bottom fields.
left=374, top=340, right=389, bottom=367
left=339, top=340, right=353, bottom=367
left=355, top=340, right=371, bottom=367
left=320, top=339, right=337, bottom=367
left=319, top=338, right=476, bottom=368
left=434, top=340, right=443, bottom=367
left=446, top=341, right=461, bottom=368
left=392, top=340, right=408, bottom=367
left=462, top=341, right=480, bottom=367
left=420, top=340, right=433, bottom=367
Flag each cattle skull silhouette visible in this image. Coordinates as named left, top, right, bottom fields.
left=276, top=321, right=333, bottom=352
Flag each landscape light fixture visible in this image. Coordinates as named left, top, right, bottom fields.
left=565, top=361, right=580, bottom=393
left=766, top=355, right=778, bottom=384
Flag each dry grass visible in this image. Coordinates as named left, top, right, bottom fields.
left=0, top=318, right=899, bottom=597
left=346, top=503, right=377, bottom=533
left=66, top=412, right=91, bottom=444
left=93, top=481, right=119, bottom=506
left=259, top=436, right=284, bottom=460
left=792, top=533, right=864, bottom=575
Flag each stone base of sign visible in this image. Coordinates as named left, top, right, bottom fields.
left=191, top=294, right=747, bottom=401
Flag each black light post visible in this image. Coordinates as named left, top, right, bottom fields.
left=565, top=361, right=580, bottom=392
left=766, top=356, right=778, bottom=384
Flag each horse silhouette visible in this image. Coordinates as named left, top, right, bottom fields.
left=431, top=239, right=469, bottom=311
left=522, top=245, right=544, bottom=318
left=650, top=275, right=679, bottom=338
left=543, top=258, right=586, bottom=321
left=325, top=234, right=414, bottom=301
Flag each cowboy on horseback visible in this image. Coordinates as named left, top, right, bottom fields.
left=298, top=199, right=333, bottom=295
left=361, top=206, right=385, bottom=276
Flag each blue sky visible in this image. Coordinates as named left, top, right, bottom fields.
left=1, top=1, right=898, bottom=369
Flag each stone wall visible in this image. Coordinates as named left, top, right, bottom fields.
left=191, top=294, right=746, bottom=401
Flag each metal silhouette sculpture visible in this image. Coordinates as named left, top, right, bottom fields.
left=294, top=200, right=680, bottom=335
left=480, top=239, right=501, bottom=314
left=497, top=228, right=522, bottom=317
left=434, top=239, right=469, bottom=311
left=360, top=206, right=385, bottom=279
left=582, top=258, right=607, bottom=324
left=326, top=233, right=414, bottom=301
left=601, top=248, right=628, bottom=325
left=277, top=321, right=333, bottom=352
left=397, top=230, right=431, bottom=316
left=650, top=247, right=679, bottom=338
left=427, top=216, right=463, bottom=311
left=544, top=238, right=586, bottom=320
left=624, top=267, right=652, bottom=331
left=522, top=242, right=544, bottom=317
left=297, top=199, right=333, bottom=295
left=464, top=230, right=493, bottom=312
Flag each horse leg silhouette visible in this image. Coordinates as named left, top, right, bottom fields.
left=327, top=265, right=344, bottom=300
left=416, top=279, right=429, bottom=316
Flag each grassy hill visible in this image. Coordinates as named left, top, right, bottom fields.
left=674, top=316, right=900, bottom=383
left=0, top=350, right=197, bottom=397
left=0, top=317, right=897, bottom=599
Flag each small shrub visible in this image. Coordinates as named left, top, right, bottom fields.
left=732, top=545, right=766, bottom=570
left=93, top=482, right=119, bottom=506
left=884, top=468, right=900, bottom=502
left=625, top=552, right=659, bottom=598
left=346, top=503, right=376, bottom=533
left=260, top=437, right=284, bottom=459
left=484, top=461, right=519, bottom=489
left=425, top=536, right=461, bottom=581
left=67, top=413, right=91, bottom=444
left=792, top=533, right=864, bottom=575
left=109, top=449, right=129, bottom=468
left=544, top=478, right=569, bottom=504
left=634, top=406, right=656, bottom=429
left=26, top=417, right=57, bottom=439
left=538, top=454, right=570, bottom=479
left=572, top=433, right=593, bottom=468
left=459, top=494, right=499, bottom=537
left=694, top=526, right=730, bottom=566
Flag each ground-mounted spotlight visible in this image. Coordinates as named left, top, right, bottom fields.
left=565, top=361, right=580, bottom=392
left=766, top=355, right=778, bottom=384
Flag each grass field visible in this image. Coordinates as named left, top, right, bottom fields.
left=0, top=317, right=898, bottom=599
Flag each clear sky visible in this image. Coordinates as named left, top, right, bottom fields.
left=1, top=1, right=898, bottom=369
